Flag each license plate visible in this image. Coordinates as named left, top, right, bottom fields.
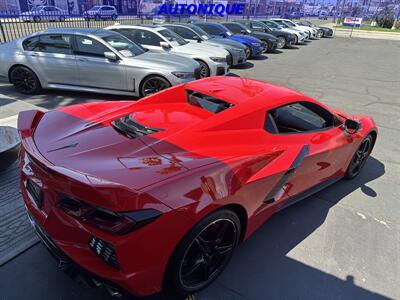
left=26, top=179, right=42, bottom=208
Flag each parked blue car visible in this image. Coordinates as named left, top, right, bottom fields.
left=192, top=22, right=263, bottom=59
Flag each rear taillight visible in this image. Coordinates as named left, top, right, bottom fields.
left=56, top=196, right=161, bottom=235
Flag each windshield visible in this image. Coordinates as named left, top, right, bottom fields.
left=190, top=25, right=211, bottom=40
left=159, top=29, right=188, bottom=46
left=89, top=6, right=101, bottom=10
left=282, top=20, right=296, bottom=27
left=219, top=24, right=233, bottom=36
left=31, top=6, right=44, bottom=11
left=97, top=32, right=145, bottom=57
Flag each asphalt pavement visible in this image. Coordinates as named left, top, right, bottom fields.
left=0, top=37, right=399, bottom=300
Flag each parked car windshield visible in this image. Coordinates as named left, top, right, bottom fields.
left=96, top=32, right=145, bottom=57
left=159, top=29, right=188, bottom=46
left=190, top=26, right=211, bottom=40
left=89, top=6, right=101, bottom=10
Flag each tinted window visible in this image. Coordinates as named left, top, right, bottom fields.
left=266, top=102, right=336, bottom=134
left=159, top=29, right=188, bottom=45
left=132, top=29, right=162, bottom=46
left=96, top=31, right=145, bottom=57
left=75, top=36, right=109, bottom=57
left=196, top=24, right=223, bottom=36
left=39, top=34, right=72, bottom=54
left=173, top=26, right=197, bottom=40
left=224, top=23, right=243, bottom=34
left=23, top=36, right=40, bottom=51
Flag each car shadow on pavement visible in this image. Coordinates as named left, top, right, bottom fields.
left=201, top=156, right=389, bottom=300
left=250, top=55, right=268, bottom=61
left=231, top=62, right=254, bottom=70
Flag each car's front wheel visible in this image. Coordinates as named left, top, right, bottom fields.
left=260, top=40, right=268, bottom=53
left=33, top=16, right=41, bottom=22
left=196, top=60, right=210, bottom=78
left=277, top=36, right=286, bottom=49
left=139, top=75, right=171, bottom=97
left=112, top=14, right=117, bottom=20
left=345, top=134, right=374, bottom=179
left=166, top=209, right=241, bottom=296
left=244, top=45, right=252, bottom=59
left=10, top=66, right=41, bottom=94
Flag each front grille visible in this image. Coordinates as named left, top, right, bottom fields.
left=194, top=67, right=201, bottom=79
left=89, top=236, right=119, bottom=269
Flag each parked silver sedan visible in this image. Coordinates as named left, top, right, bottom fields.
left=0, top=28, right=200, bottom=97
left=106, top=25, right=229, bottom=78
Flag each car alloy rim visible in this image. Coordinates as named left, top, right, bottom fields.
left=179, top=219, right=237, bottom=290
left=277, top=37, right=285, bottom=48
left=142, top=78, right=169, bottom=96
left=12, top=69, right=36, bottom=93
left=349, top=138, right=372, bottom=176
left=199, top=62, right=209, bottom=78
left=261, top=41, right=268, bottom=52
left=244, top=46, right=251, bottom=58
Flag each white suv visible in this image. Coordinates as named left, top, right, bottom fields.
left=83, top=5, right=118, bottom=20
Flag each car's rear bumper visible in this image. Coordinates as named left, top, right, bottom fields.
left=19, top=147, right=194, bottom=297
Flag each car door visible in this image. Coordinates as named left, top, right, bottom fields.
left=73, top=35, right=127, bottom=91
left=265, top=101, right=355, bottom=200
left=22, top=34, right=78, bottom=86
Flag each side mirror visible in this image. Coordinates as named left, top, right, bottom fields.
left=160, top=41, right=171, bottom=49
left=104, top=51, right=118, bottom=61
left=194, top=35, right=202, bottom=42
left=240, top=29, right=247, bottom=34
left=343, top=119, right=361, bottom=134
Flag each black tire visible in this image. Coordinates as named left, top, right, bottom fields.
left=95, top=14, right=100, bottom=21
left=112, top=14, right=117, bottom=20
left=59, top=16, right=65, bottom=21
left=10, top=66, right=41, bottom=94
left=139, top=75, right=171, bottom=97
left=293, top=34, right=298, bottom=44
left=166, top=209, right=241, bottom=296
left=244, top=45, right=252, bottom=59
left=196, top=60, right=210, bottom=78
left=260, top=40, right=269, bottom=53
left=33, top=16, right=41, bottom=22
left=276, top=36, right=286, bottom=49
left=344, top=134, right=374, bottom=179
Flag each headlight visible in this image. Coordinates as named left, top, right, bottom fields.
left=251, top=42, right=261, bottom=46
left=172, top=71, right=194, bottom=79
left=210, top=57, right=226, bottom=63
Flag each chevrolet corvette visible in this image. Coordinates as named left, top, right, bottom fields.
left=19, top=77, right=377, bottom=297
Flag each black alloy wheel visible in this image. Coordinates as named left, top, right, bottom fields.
left=276, top=36, right=286, bottom=49
left=293, top=34, right=298, bottom=44
left=33, top=16, right=41, bottom=22
left=112, top=14, right=117, bottom=20
left=244, top=45, right=252, bottom=59
left=95, top=14, right=101, bottom=21
left=140, top=76, right=171, bottom=97
left=10, top=66, right=41, bottom=94
left=196, top=60, right=210, bottom=78
left=345, top=135, right=374, bottom=179
left=167, top=209, right=241, bottom=295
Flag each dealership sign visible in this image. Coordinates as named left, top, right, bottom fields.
left=158, top=3, right=246, bottom=16
left=343, top=17, right=363, bottom=27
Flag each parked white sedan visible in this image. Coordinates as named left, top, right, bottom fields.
left=20, top=6, right=68, bottom=22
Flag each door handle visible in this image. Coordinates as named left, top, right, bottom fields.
left=78, top=58, right=87, bottom=62
left=30, top=52, right=39, bottom=57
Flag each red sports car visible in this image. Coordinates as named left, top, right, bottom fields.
left=18, top=77, right=377, bottom=297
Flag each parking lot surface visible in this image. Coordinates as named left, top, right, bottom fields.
left=0, top=37, right=399, bottom=300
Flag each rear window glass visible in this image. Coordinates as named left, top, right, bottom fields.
left=186, top=90, right=234, bottom=114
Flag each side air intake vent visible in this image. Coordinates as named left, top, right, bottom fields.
left=111, top=115, right=162, bottom=138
